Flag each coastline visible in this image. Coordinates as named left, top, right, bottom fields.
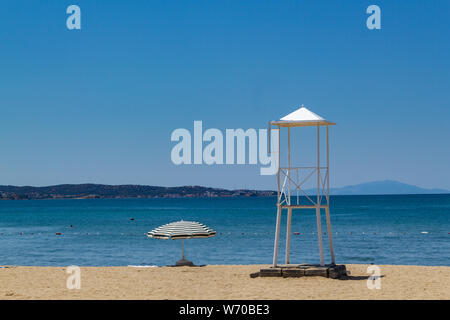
left=1, top=264, right=449, bottom=300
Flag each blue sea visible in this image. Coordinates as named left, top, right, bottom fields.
left=0, top=194, right=449, bottom=266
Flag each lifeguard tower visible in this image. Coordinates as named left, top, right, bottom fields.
left=254, top=105, right=346, bottom=279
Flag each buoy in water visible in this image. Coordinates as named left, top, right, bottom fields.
left=130, top=218, right=134, bottom=221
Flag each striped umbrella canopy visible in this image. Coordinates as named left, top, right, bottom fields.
left=147, top=220, right=216, bottom=266
left=147, top=220, right=216, bottom=240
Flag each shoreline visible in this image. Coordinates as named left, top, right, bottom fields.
left=1, top=263, right=449, bottom=268
left=1, top=264, right=449, bottom=300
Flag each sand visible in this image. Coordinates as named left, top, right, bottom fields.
left=0, top=264, right=449, bottom=300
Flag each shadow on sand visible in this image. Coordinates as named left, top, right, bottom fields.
left=338, top=275, right=385, bottom=281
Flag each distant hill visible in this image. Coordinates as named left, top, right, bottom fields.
left=0, top=180, right=447, bottom=200
left=326, top=180, right=449, bottom=195
left=0, top=184, right=275, bottom=200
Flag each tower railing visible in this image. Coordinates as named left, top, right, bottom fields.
left=277, top=166, right=330, bottom=208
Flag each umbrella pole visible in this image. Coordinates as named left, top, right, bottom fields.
left=182, top=239, right=185, bottom=260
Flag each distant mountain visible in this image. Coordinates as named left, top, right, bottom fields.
left=0, top=184, right=276, bottom=200
left=326, top=180, right=449, bottom=195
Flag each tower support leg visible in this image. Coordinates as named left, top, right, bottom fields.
left=285, top=208, right=292, bottom=264
left=325, top=206, right=335, bottom=264
left=272, top=206, right=282, bottom=267
left=315, top=206, right=325, bottom=266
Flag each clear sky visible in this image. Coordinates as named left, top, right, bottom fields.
left=0, top=1, right=449, bottom=190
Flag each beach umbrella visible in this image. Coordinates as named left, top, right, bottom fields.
left=147, top=220, right=216, bottom=266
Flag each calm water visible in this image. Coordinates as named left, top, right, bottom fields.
left=0, top=195, right=449, bottom=266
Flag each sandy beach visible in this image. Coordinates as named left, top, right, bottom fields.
left=0, top=264, right=449, bottom=300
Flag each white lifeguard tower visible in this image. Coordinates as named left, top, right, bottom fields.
left=269, top=105, right=336, bottom=268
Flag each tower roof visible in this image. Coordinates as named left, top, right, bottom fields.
left=271, top=105, right=336, bottom=127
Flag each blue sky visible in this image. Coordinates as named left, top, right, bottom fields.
left=0, top=0, right=449, bottom=190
